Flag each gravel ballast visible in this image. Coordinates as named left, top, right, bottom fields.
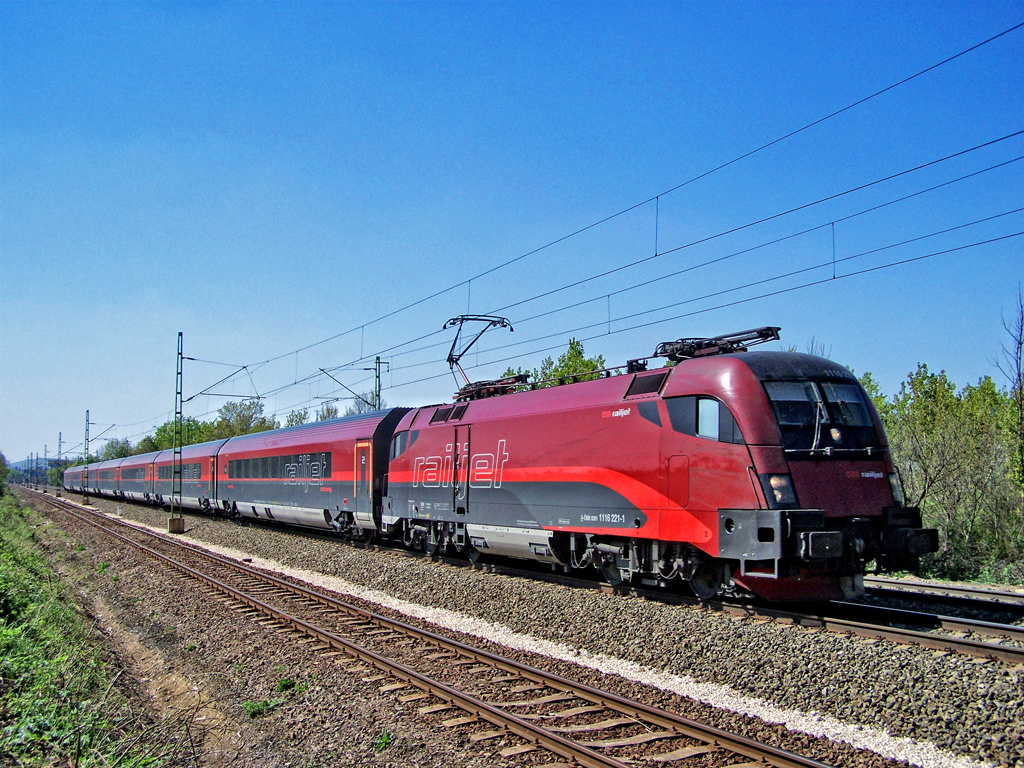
left=78, top=499, right=1024, bottom=767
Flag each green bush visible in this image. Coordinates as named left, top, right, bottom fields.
left=0, top=494, right=160, bottom=766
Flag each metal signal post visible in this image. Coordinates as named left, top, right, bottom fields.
left=83, top=410, right=89, bottom=503
left=170, top=332, right=185, bottom=532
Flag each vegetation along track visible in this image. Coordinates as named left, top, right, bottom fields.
left=27, top=488, right=835, bottom=768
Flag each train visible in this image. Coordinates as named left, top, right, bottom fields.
left=64, top=327, right=938, bottom=601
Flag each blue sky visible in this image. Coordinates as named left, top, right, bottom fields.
left=2, top=1, right=1022, bottom=464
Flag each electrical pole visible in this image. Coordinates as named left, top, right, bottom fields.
left=83, top=410, right=90, bottom=502
left=374, top=356, right=382, bottom=409
left=170, top=332, right=185, bottom=532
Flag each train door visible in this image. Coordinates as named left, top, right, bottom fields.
left=668, top=455, right=689, bottom=507
left=209, top=457, right=217, bottom=500
left=453, top=425, right=470, bottom=515
left=355, top=440, right=372, bottom=515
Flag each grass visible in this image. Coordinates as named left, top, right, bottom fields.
left=0, top=492, right=125, bottom=765
left=0, top=490, right=202, bottom=767
left=372, top=728, right=395, bottom=752
left=241, top=698, right=284, bottom=719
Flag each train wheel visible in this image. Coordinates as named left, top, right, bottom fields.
left=424, top=523, right=441, bottom=556
left=358, top=528, right=376, bottom=545
left=601, top=561, right=629, bottom=586
left=446, top=522, right=463, bottom=555
left=689, top=560, right=726, bottom=600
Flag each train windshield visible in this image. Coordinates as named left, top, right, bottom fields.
left=763, top=380, right=881, bottom=453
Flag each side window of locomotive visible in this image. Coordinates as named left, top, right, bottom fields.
left=637, top=400, right=661, bottom=427
left=666, top=396, right=743, bottom=444
left=666, top=396, right=696, bottom=435
left=697, top=399, right=720, bottom=440
left=390, top=431, right=408, bottom=461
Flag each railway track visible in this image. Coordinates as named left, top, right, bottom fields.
left=24, top=488, right=835, bottom=768
left=34, top=487, right=1024, bottom=666
left=863, top=575, right=1024, bottom=610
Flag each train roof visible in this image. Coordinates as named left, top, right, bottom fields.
left=217, top=408, right=411, bottom=452
left=733, top=351, right=859, bottom=382
left=153, top=438, right=231, bottom=463
left=398, top=350, right=858, bottom=441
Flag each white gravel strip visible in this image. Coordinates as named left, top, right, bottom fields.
left=109, top=513, right=990, bottom=768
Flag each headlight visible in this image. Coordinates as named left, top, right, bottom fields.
left=760, top=473, right=798, bottom=509
left=888, top=473, right=905, bottom=506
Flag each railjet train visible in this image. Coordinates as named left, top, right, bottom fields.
left=65, top=327, right=938, bottom=601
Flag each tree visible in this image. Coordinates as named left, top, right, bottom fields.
left=344, top=392, right=387, bottom=416
left=211, top=401, right=278, bottom=438
left=286, top=408, right=309, bottom=427
left=502, top=338, right=607, bottom=389
left=100, top=438, right=134, bottom=460
left=316, top=402, right=339, bottom=421
left=47, top=466, right=64, bottom=487
left=0, top=450, right=8, bottom=493
left=996, top=286, right=1024, bottom=504
left=147, top=417, right=215, bottom=450
left=858, top=371, right=893, bottom=423
left=786, top=337, right=832, bottom=358
left=134, top=435, right=159, bottom=454
left=866, top=364, right=1022, bottom=579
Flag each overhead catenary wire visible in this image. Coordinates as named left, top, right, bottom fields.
left=182, top=22, right=1024, bottom=378
left=186, top=137, right=1024, bottom=418
left=381, top=211, right=1024, bottom=376
left=378, top=231, right=1024, bottom=395
left=302, top=142, right=1024, bottom=379
left=60, top=24, right=1024, bottom=447
left=186, top=140, right=1024, bottom=421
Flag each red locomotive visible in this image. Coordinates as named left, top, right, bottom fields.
left=65, top=327, right=937, bottom=601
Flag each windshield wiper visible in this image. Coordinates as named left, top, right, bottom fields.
left=809, top=387, right=828, bottom=453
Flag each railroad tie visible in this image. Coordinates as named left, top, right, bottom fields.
left=468, top=729, right=505, bottom=743
left=547, top=717, right=635, bottom=734
left=418, top=703, right=453, bottom=715
left=499, top=744, right=538, bottom=757
left=577, top=731, right=677, bottom=748
left=442, top=715, right=479, bottom=728
left=642, top=744, right=718, bottom=762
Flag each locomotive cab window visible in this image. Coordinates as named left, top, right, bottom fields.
left=697, top=399, right=719, bottom=439
left=665, top=396, right=744, bottom=444
left=763, top=379, right=881, bottom=452
left=390, top=431, right=408, bottom=460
